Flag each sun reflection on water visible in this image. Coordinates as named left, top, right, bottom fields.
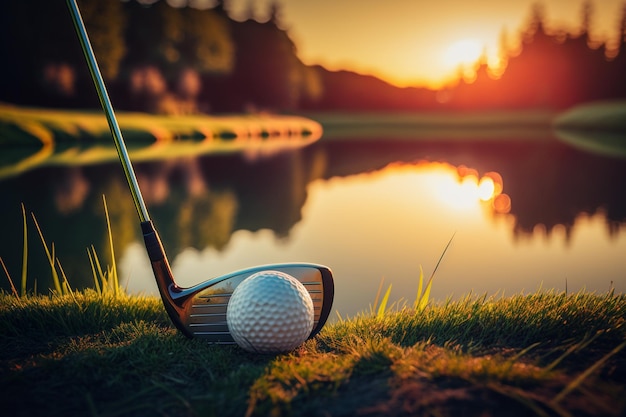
left=391, top=161, right=511, bottom=215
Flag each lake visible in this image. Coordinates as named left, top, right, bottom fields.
left=1, top=122, right=625, bottom=318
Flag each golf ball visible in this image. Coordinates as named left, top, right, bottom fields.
left=226, top=270, right=314, bottom=353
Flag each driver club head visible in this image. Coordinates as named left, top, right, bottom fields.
left=142, top=221, right=334, bottom=343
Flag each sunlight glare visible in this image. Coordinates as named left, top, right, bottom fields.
left=413, top=163, right=506, bottom=213
left=432, top=171, right=480, bottom=211
left=477, top=177, right=495, bottom=201
left=442, top=38, right=483, bottom=70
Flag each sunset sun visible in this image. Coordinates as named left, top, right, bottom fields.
left=442, top=38, right=484, bottom=71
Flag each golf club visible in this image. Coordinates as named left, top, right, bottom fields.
left=66, top=0, right=334, bottom=343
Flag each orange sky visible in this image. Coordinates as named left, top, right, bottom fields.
left=226, top=0, right=625, bottom=89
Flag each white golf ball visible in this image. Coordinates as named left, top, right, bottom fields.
left=226, top=270, right=314, bottom=353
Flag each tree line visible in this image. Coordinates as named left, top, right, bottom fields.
left=0, top=0, right=318, bottom=113
left=1, top=0, right=625, bottom=113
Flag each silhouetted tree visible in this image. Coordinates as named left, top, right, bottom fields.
left=439, top=0, right=626, bottom=110
left=581, top=0, right=592, bottom=37
left=231, top=19, right=303, bottom=110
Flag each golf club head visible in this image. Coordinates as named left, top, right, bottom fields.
left=142, top=221, right=334, bottom=343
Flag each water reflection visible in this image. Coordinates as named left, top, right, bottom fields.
left=408, top=163, right=510, bottom=214
left=1, top=133, right=625, bottom=317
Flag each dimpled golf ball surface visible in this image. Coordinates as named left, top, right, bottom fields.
left=227, top=270, right=314, bottom=353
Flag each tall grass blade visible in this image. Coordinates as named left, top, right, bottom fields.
left=107, top=265, right=115, bottom=293
left=335, top=311, right=344, bottom=323
left=88, top=244, right=118, bottom=296
left=102, top=195, right=119, bottom=296
left=413, top=265, right=424, bottom=310
left=92, top=246, right=106, bottom=288
left=428, top=232, right=455, bottom=282
left=57, top=259, right=78, bottom=304
left=417, top=272, right=433, bottom=312
left=373, top=276, right=385, bottom=313
left=31, top=212, right=62, bottom=294
left=21, top=203, right=28, bottom=296
left=0, top=257, right=19, bottom=297
left=377, top=284, right=392, bottom=318
left=87, top=247, right=102, bottom=295
left=415, top=233, right=456, bottom=312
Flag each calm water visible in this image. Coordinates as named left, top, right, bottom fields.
left=1, top=129, right=625, bottom=318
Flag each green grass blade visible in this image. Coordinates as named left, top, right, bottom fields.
left=31, top=212, right=62, bottom=294
left=413, top=265, right=424, bottom=310
left=335, top=310, right=344, bottom=323
left=102, top=195, right=119, bottom=296
left=428, top=232, right=455, bottom=281
left=93, top=247, right=105, bottom=284
left=89, top=245, right=109, bottom=294
left=57, top=258, right=78, bottom=304
left=414, top=233, right=455, bottom=312
left=0, top=257, right=19, bottom=298
left=417, top=273, right=433, bottom=312
left=107, top=266, right=115, bottom=293
left=87, top=247, right=102, bottom=295
left=373, top=276, right=385, bottom=313
left=21, top=203, right=28, bottom=296
left=377, top=284, right=392, bottom=318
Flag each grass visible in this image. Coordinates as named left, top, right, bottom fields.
left=1, top=289, right=625, bottom=416
left=1, top=196, right=119, bottom=298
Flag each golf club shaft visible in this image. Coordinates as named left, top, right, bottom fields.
left=67, top=0, right=185, bottom=329
left=66, top=0, right=150, bottom=223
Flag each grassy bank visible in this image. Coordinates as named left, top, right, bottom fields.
left=0, top=104, right=323, bottom=180
left=1, top=290, right=625, bottom=416
left=0, top=104, right=323, bottom=145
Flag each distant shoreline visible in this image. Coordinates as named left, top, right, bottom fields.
left=553, top=100, right=626, bottom=133
left=307, top=109, right=557, bottom=140
left=552, top=100, right=626, bottom=159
